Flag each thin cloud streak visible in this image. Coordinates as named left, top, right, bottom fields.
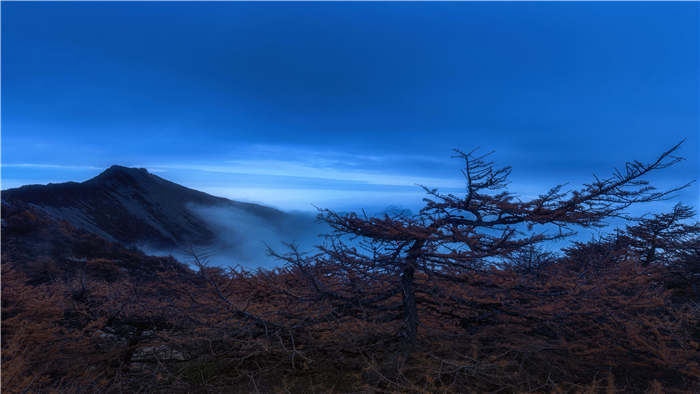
left=2, top=163, right=103, bottom=171
left=199, top=186, right=430, bottom=212
left=239, top=144, right=457, bottom=166
left=154, top=161, right=464, bottom=189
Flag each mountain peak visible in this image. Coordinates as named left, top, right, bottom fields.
left=88, top=165, right=154, bottom=187
left=103, top=165, right=150, bottom=176
left=3, top=164, right=286, bottom=249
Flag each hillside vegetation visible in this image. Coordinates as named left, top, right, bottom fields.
left=2, top=145, right=698, bottom=393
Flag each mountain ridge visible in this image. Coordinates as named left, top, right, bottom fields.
left=2, top=165, right=288, bottom=249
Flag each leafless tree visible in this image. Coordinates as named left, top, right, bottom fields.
left=274, top=141, right=691, bottom=348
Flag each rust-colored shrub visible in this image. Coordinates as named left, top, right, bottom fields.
left=2, top=144, right=698, bottom=392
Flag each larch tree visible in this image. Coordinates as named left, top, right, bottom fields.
left=274, top=141, right=691, bottom=348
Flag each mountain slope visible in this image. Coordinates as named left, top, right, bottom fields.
left=2, top=165, right=288, bottom=249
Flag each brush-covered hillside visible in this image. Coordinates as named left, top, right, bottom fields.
left=2, top=145, right=698, bottom=393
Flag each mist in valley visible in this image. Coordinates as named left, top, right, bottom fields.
left=143, top=204, right=328, bottom=269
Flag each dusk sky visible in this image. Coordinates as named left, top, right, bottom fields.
left=2, top=2, right=698, bottom=214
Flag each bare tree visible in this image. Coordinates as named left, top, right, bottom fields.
left=274, top=142, right=691, bottom=349
left=624, top=203, right=699, bottom=266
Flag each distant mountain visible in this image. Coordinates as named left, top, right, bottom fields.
left=2, top=165, right=289, bottom=250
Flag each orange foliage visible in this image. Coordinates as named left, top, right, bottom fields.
left=2, top=144, right=699, bottom=392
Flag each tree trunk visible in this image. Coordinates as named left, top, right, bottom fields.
left=400, top=240, right=424, bottom=350
left=400, top=263, right=417, bottom=347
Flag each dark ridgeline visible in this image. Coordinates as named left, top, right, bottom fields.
left=2, top=165, right=288, bottom=249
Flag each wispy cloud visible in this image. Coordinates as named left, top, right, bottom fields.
left=2, top=163, right=103, bottom=171
left=157, top=161, right=464, bottom=189
left=151, top=146, right=464, bottom=189
left=199, top=186, right=430, bottom=211
left=238, top=144, right=455, bottom=167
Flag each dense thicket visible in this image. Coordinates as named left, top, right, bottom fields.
left=2, top=145, right=698, bottom=393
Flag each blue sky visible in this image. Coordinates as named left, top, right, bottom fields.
left=2, top=2, right=698, bottom=214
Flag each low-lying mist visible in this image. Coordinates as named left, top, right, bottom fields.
left=188, top=205, right=330, bottom=269
left=139, top=202, right=423, bottom=270
left=141, top=204, right=329, bottom=269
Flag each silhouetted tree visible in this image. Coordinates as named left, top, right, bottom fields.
left=275, top=142, right=691, bottom=348
left=621, top=203, right=700, bottom=300
left=502, top=244, right=556, bottom=276
left=625, top=203, right=699, bottom=266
